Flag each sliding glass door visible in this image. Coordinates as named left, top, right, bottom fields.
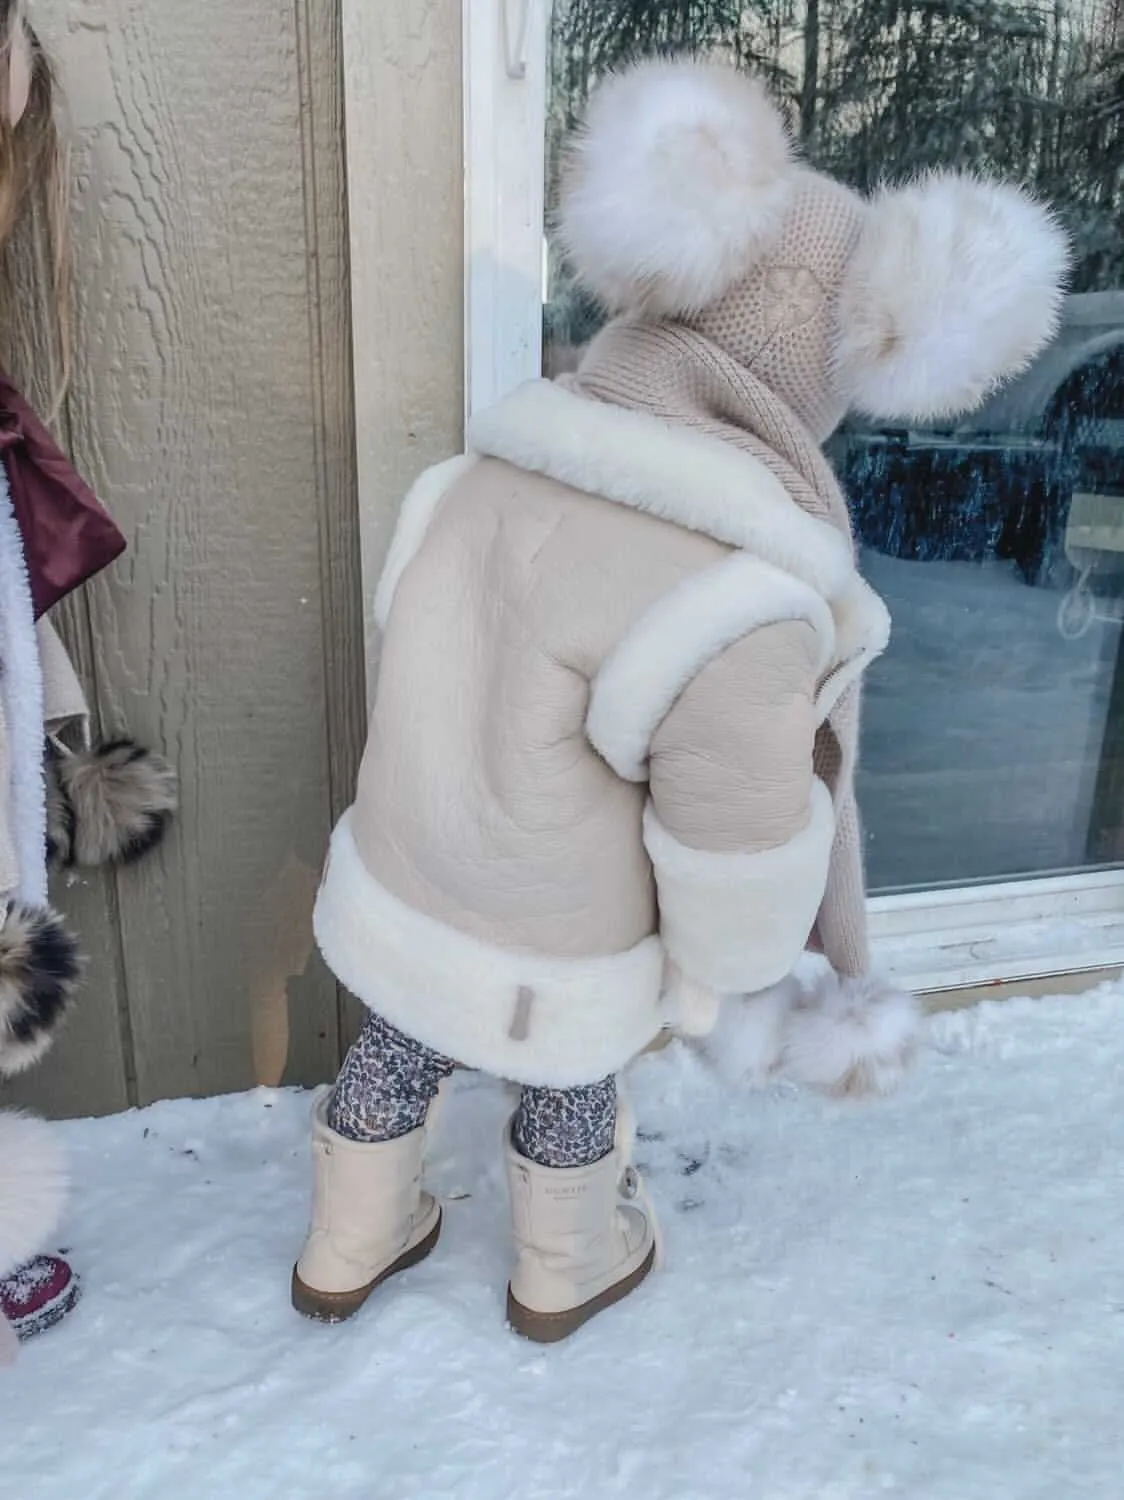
left=467, top=0, right=1124, bottom=987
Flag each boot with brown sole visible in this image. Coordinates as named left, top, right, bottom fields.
left=292, top=1091, right=442, bottom=1323
left=504, top=1113, right=658, bottom=1344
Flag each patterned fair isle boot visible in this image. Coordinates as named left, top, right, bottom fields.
left=0, top=1254, right=80, bottom=1342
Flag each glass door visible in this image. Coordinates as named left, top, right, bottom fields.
left=463, top=0, right=1124, bottom=991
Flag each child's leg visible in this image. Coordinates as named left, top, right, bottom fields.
left=293, top=1011, right=451, bottom=1322
left=505, top=1074, right=656, bottom=1343
left=512, top=1077, right=617, bottom=1167
left=328, top=1011, right=454, bottom=1143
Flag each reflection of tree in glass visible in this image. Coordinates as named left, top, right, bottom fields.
left=546, top=0, right=1124, bottom=357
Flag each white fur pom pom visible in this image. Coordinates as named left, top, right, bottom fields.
left=781, top=972, right=924, bottom=1098
left=559, top=59, right=795, bottom=316
left=0, top=1112, right=68, bottom=1277
left=696, top=970, right=923, bottom=1099
left=836, top=173, right=1070, bottom=422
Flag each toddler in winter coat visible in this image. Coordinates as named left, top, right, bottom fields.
left=294, top=59, right=1069, bottom=1343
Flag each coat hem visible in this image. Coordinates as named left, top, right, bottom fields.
left=314, top=813, right=668, bottom=1088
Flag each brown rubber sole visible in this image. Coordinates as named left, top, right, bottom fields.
left=506, top=1243, right=657, bottom=1344
left=291, top=1210, right=443, bottom=1323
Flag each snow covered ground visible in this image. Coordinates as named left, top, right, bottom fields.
left=6, top=985, right=1124, bottom=1499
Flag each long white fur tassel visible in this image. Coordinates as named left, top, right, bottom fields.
left=698, top=968, right=923, bottom=1099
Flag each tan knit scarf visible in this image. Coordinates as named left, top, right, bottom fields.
left=565, top=319, right=872, bottom=978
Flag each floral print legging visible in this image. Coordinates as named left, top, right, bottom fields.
left=329, top=1011, right=617, bottom=1169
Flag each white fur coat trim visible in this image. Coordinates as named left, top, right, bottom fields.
left=644, top=778, right=835, bottom=994
left=0, top=465, right=47, bottom=906
left=0, top=1111, right=67, bottom=1277
left=374, top=454, right=479, bottom=630
left=469, top=380, right=855, bottom=601
left=315, top=812, right=667, bottom=1088
left=588, top=551, right=835, bottom=782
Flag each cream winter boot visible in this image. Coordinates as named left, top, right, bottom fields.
left=504, top=1109, right=658, bottom=1343
left=291, top=1091, right=442, bottom=1323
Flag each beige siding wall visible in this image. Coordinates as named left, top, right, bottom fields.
left=5, top=0, right=415, bottom=1118
left=337, top=0, right=464, bottom=1041
left=342, top=0, right=464, bottom=697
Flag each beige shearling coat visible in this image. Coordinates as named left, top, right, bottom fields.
left=315, top=356, right=890, bottom=1089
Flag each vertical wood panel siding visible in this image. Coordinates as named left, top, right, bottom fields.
left=7, top=0, right=366, bottom=1117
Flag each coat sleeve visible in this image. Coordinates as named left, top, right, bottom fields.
left=585, top=553, right=837, bottom=999
left=644, top=619, right=834, bottom=996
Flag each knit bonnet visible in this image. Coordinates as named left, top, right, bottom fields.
left=559, top=59, right=1069, bottom=447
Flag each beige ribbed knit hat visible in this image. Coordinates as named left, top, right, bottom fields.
left=560, top=59, right=1069, bottom=441
left=686, top=173, right=866, bottom=441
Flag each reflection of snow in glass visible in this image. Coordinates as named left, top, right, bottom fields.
left=541, top=3, right=1124, bottom=892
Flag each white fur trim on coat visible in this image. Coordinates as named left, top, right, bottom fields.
left=374, top=454, right=479, bottom=630
left=559, top=60, right=795, bottom=317
left=588, top=552, right=835, bottom=782
left=836, top=173, right=1069, bottom=423
left=0, top=1112, right=67, bottom=1278
left=314, top=812, right=667, bottom=1088
left=644, top=778, right=835, bottom=994
left=469, top=380, right=855, bottom=601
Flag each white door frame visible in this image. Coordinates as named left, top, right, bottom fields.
left=462, top=0, right=550, bottom=421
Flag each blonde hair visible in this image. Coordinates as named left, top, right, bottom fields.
left=0, top=0, right=70, bottom=417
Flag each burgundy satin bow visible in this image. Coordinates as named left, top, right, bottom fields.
left=0, top=374, right=126, bottom=618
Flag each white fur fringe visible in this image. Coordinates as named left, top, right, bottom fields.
left=690, top=967, right=924, bottom=1099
